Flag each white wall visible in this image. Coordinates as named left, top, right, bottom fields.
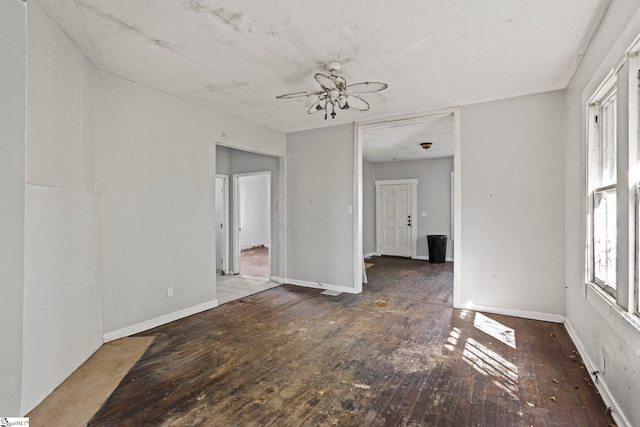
left=95, top=72, right=286, bottom=335
left=287, top=124, right=355, bottom=289
left=21, top=2, right=103, bottom=414
left=239, top=174, right=270, bottom=249
left=0, top=0, right=25, bottom=416
left=216, top=145, right=231, bottom=175
left=362, top=160, right=376, bottom=256
left=565, top=1, right=640, bottom=425
left=373, top=157, right=454, bottom=260
left=459, top=90, right=565, bottom=320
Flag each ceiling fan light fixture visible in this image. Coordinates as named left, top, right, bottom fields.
left=277, top=62, right=387, bottom=120
left=420, top=142, right=433, bottom=150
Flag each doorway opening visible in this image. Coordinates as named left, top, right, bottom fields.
left=215, top=144, right=283, bottom=305
left=233, top=172, right=271, bottom=278
left=355, top=108, right=460, bottom=303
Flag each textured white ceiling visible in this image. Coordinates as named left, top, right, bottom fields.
left=33, top=0, right=608, bottom=134
left=362, top=114, right=454, bottom=163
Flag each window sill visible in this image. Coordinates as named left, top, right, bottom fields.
left=585, top=282, right=640, bottom=355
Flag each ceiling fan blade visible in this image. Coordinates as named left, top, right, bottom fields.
left=347, top=82, right=388, bottom=94
left=314, top=73, right=336, bottom=90
left=276, top=90, right=322, bottom=99
left=346, top=94, right=370, bottom=111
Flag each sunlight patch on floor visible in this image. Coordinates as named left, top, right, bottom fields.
left=463, top=337, right=519, bottom=399
left=473, top=312, right=516, bottom=349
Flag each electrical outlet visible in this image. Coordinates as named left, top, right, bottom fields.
left=167, top=286, right=174, bottom=298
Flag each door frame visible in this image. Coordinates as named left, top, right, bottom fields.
left=232, top=171, right=272, bottom=276
left=375, top=179, right=418, bottom=258
left=215, top=174, right=230, bottom=274
left=354, top=107, right=461, bottom=303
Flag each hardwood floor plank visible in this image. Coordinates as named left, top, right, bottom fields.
left=89, top=257, right=613, bottom=426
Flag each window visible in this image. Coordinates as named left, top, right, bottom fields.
left=593, top=185, right=616, bottom=289
left=585, top=37, right=640, bottom=323
left=588, top=85, right=617, bottom=296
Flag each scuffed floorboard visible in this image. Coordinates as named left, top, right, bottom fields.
left=89, top=257, right=613, bottom=426
left=28, top=337, right=154, bottom=427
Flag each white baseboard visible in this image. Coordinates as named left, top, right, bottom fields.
left=564, top=320, right=631, bottom=427
left=103, top=299, right=219, bottom=342
left=365, top=253, right=454, bottom=262
left=453, top=301, right=565, bottom=323
left=270, top=276, right=285, bottom=283
left=413, top=255, right=455, bottom=262
left=285, top=278, right=360, bottom=294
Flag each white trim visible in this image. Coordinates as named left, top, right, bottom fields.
left=414, top=255, right=455, bottom=262
left=627, top=54, right=640, bottom=314
left=453, top=108, right=462, bottom=309
left=453, top=302, right=565, bottom=324
left=375, top=179, right=418, bottom=258
left=588, top=68, right=618, bottom=105
left=375, top=179, right=418, bottom=186
left=215, top=174, right=230, bottom=274
left=565, top=320, right=632, bottom=427
left=286, top=278, right=360, bottom=294
left=354, top=123, right=363, bottom=292
left=103, top=299, right=219, bottom=342
left=279, top=156, right=288, bottom=286
left=356, top=110, right=454, bottom=129
left=450, top=171, right=455, bottom=241
left=364, top=252, right=379, bottom=258
left=232, top=175, right=239, bottom=273
left=270, top=275, right=285, bottom=283
left=626, top=31, right=640, bottom=55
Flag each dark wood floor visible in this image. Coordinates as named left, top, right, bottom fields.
left=89, top=257, right=613, bottom=426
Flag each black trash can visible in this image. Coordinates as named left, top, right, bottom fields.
left=427, top=235, right=447, bottom=263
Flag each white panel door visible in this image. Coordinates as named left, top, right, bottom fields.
left=379, top=184, right=412, bottom=257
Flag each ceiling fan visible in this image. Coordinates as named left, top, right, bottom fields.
left=276, top=62, right=388, bottom=120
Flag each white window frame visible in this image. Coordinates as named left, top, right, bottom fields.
left=592, top=184, right=616, bottom=292
left=587, top=80, right=618, bottom=297
left=632, top=57, right=640, bottom=316
left=585, top=41, right=640, bottom=321
left=626, top=52, right=640, bottom=316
